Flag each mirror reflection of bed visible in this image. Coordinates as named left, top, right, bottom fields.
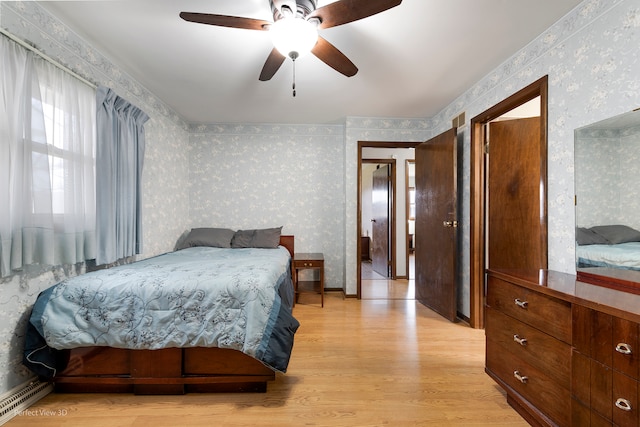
left=574, top=108, right=640, bottom=290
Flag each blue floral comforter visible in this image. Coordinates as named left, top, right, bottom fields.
left=24, top=246, right=299, bottom=377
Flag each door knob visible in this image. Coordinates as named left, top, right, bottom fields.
left=443, top=220, right=458, bottom=228
left=371, top=219, right=376, bottom=222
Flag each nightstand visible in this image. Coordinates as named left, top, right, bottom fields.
left=293, top=253, right=324, bottom=307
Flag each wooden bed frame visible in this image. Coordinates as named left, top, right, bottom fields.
left=51, top=235, right=295, bottom=395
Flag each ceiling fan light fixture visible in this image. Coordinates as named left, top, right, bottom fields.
left=270, top=17, right=318, bottom=59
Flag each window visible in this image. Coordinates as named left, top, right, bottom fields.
left=40, top=98, right=96, bottom=217
left=1, top=37, right=96, bottom=277
left=408, top=187, right=415, bottom=220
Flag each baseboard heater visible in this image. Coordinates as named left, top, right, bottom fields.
left=0, top=379, right=53, bottom=426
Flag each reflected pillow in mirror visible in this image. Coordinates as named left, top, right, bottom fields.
left=590, top=225, right=640, bottom=245
left=576, top=227, right=610, bottom=245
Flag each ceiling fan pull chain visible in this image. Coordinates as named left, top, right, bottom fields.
left=292, top=56, right=297, bottom=97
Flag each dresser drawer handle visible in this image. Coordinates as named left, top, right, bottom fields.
left=514, top=299, right=528, bottom=309
left=615, top=398, right=632, bottom=412
left=513, top=334, right=528, bottom=346
left=513, top=371, right=528, bottom=384
left=616, top=343, right=633, bottom=355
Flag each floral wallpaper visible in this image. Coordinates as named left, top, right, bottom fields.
left=0, top=0, right=639, bottom=401
left=188, top=123, right=345, bottom=289
left=620, top=129, right=640, bottom=229
left=575, top=124, right=640, bottom=230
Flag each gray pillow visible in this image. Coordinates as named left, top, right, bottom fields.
left=590, top=225, right=640, bottom=245
left=252, top=226, right=283, bottom=248
left=575, top=227, right=609, bottom=245
left=231, top=229, right=255, bottom=248
left=173, top=229, right=191, bottom=251
left=231, top=227, right=282, bottom=249
left=176, top=227, right=235, bottom=249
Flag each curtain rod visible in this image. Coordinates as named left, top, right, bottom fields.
left=0, top=27, right=97, bottom=89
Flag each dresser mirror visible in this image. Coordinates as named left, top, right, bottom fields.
left=575, top=108, right=640, bottom=292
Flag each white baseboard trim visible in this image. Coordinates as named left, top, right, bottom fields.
left=0, top=379, right=53, bottom=426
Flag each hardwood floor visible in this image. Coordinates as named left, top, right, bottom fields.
left=361, top=254, right=415, bottom=299
left=7, top=293, right=527, bottom=427
left=361, top=276, right=415, bottom=299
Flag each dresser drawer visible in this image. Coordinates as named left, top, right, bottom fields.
left=486, top=306, right=570, bottom=387
left=486, top=338, right=570, bottom=426
left=572, top=398, right=613, bottom=427
left=613, top=370, right=639, bottom=427
left=573, top=305, right=640, bottom=380
left=612, top=317, right=640, bottom=380
left=293, top=260, right=323, bottom=269
left=573, top=350, right=639, bottom=426
left=487, top=276, right=571, bottom=343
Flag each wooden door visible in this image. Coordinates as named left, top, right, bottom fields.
left=372, top=165, right=390, bottom=277
left=488, top=117, right=544, bottom=270
left=415, top=128, right=458, bottom=321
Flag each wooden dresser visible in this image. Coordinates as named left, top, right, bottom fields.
left=486, top=269, right=640, bottom=426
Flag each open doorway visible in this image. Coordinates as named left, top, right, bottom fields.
left=406, top=160, right=415, bottom=281
left=469, top=76, right=548, bottom=328
left=361, top=160, right=394, bottom=280
left=357, top=141, right=420, bottom=299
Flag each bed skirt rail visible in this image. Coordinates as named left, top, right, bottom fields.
left=51, top=346, right=275, bottom=395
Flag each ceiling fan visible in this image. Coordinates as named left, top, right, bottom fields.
left=180, top=0, right=402, bottom=83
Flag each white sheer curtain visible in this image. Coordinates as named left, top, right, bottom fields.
left=0, top=35, right=96, bottom=277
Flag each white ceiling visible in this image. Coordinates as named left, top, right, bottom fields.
left=39, top=0, right=582, bottom=124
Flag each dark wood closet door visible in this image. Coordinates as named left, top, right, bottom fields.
left=415, top=128, right=458, bottom=322
left=488, top=117, right=544, bottom=270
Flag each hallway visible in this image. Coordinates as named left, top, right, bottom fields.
left=361, top=255, right=415, bottom=300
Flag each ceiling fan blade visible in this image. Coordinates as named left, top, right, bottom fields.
left=311, top=37, right=358, bottom=77
left=259, top=48, right=287, bottom=81
left=180, top=12, right=271, bottom=31
left=309, top=0, right=402, bottom=30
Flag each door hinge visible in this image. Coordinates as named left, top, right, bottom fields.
left=484, top=143, right=489, bottom=154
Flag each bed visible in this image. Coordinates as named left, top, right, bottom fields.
left=576, top=225, right=640, bottom=271
left=23, top=228, right=299, bottom=394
